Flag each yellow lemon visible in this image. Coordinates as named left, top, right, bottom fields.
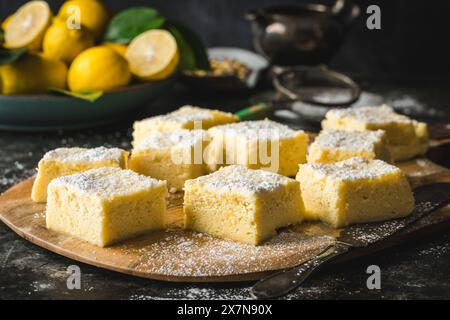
left=57, top=0, right=109, bottom=38
left=125, top=29, right=179, bottom=81
left=1, top=14, right=14, bottom=31
left=103, top=42, right=128, bottom=58
left=43, top=18, right=94, bottom=63
left=4, top=1, right=53, bottom=50
left=68, top=46, right=131, bottom=92
left=0, top=53, right=67, bottom=94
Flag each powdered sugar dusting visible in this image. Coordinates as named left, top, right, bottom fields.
left=135, top=130, right=207, bottom=150
left=130, top=229, right=334, bottom=277
left=140, top=112, right=210, bottom=125
left=137, top=105, right=236, bottom=126
left=326, top=104, right=415, bottom=125
left=49, top=167, right=165, bottom=199
left=188, top=165, right=293, bottom=194
left=42, top=147, right=125, bottom=163
left=130, top=287, right=253, bottom=300
left=302, top=157, right=399, bottom=181
left=313, top=129, right=386, bottom=152
left=209, top=119, right=303, bottom=141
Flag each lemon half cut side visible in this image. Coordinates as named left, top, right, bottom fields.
left=125, top=29, right=179, bottom=81
left=4, top=1, right=52, bottom=50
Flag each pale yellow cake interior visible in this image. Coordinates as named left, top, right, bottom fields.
left=296, top=157, right=415, bottom=228
left=184, top=165, right=305, bottom=245
left=206, top=119, right=308, bottom=176
left=46, top=167, right=167, bottom=247
left=129, top=130, right=209, bottom=190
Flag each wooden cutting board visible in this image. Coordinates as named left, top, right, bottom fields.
left=1, top=157, right=450, bottom=282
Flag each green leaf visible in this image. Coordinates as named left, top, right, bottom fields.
left=165, top=22, right=210, bottom=71
left=167, top=25, right=195, bottom=71
left=0, top=47, right=27, bottom=65
left=104, top=7, right=165, bottom=44
left=49, top=87, right=103, bottom=102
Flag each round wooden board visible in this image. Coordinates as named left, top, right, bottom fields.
left=0, top=158, right=449, bottom=282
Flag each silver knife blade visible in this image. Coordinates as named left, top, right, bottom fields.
left=336, top=182, right=450, bottom=247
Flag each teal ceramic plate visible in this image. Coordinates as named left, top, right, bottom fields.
left=0, top=76, right=176, bottom=132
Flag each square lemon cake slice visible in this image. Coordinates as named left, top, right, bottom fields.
left=184, top=165, right=305, bottom=245
left=296, top=157, right=414, bottom=228
left=132, top=105, right=238, bottom=147
left=31, top=147, right=128, bottom=202
left=307, top=129, right=392, bottom=164
left=46, top=167, right=167, bottom=247
left=206, top=119, right=308, bottom=176
left=321, top=104, right=428, bottom=161
left=129, top=130, right=209, bottom=191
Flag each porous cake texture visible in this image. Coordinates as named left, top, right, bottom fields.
left=296, top=157, right=414, bottom=228
left=321, top=104, right=428, bottom=161
left=206, top=119, right=308, bottom=176
left=129, top=130, right=209, bottom=190
left=184, top=165, right=305, bottom=245
left=46, top=167, right=167, bottom=247
left=31, top=147, right=128, bottom=202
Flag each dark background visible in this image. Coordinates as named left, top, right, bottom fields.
left=1, top=0, right=450, bottom=79
left=2, top=1, right=450, bottom=301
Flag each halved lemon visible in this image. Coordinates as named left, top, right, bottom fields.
left=4, top=1, right=52, bottom=50
left=125, top=29, right=179, bottom=81
left=1, top=14, right=14, bottom=31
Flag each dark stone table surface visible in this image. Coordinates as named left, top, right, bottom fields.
left=1, top=82, right=450, bottom=300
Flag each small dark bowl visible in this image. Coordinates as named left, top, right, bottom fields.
left=181, top=47, right=269, bottom=92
